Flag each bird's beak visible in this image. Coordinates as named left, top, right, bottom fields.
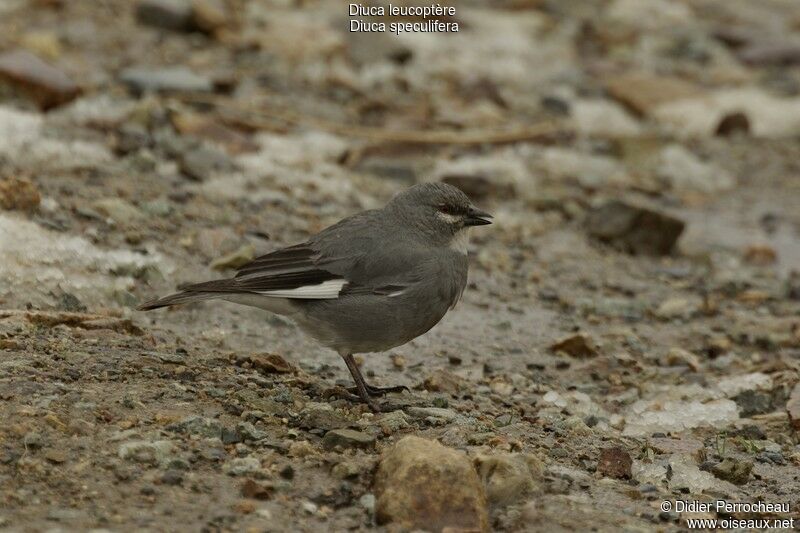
left=465, top=206, right=493, bottom=226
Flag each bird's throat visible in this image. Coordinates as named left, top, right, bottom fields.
left=449, top=228, right=470, bottom=254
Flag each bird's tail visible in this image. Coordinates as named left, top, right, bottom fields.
left=137, top=290, right=219, bottom=311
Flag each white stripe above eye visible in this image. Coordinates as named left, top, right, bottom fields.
left=436, top=211, right=460, bottom=223
left=257, top=279, right=347, bottom=299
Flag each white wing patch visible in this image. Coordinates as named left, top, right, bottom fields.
left=256, top=279, right=347, bottom=299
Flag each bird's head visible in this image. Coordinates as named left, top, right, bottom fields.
left=387, top=182, right=492, bottom=248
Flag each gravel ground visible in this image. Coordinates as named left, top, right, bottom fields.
left=1, top=0, right=799, bottom=531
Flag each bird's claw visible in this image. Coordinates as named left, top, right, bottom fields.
left=346, top=383, right=409, bottom=397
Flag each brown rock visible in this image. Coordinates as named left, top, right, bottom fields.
left=233, top=499, right=256, bottom=514
left=706, top=336, right=732, bottom=357
left=473, top=453, right=543, bottom=507
left=715, top=112, right=750, bottom=137
left=663, top=347, right=701, bottom=371
left=423, top=368, right=465, bottom=394
left=240, top=479, right=272, bottom=500
left=586, top=200, right=685, bottom=256
left=80, top=317, right=144, bottom=336
left=596, top=447, right=632, bottom=479
left=44, top=449, right=68, bottom=463
left=0, top=49, right=80, bottom=109
left=711, top=458, right=753, bottom=485
left=0, top=339, right=24, bottom=351
left=192, top=0, right=229, bottom=34
left=171, top=112, right=256, bottom=154
left=248, top=353, right=293, bottom=374
left=606, top=73, right=701, bottom=117
left=374, top=436, right=489, bottom=532
left=787, top=382, right=800, bottom=430
left=550, top=333, right=598, bottom=358
left=0, top=178, right=40, bottom=212
left=743, top=244, right=777, bottom=266
left=738, top=41, right=800, bottom=66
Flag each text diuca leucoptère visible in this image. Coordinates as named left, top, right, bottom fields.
left=349, top=3, right=459, bottom=34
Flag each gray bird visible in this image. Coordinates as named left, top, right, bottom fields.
left=138, top=182, right=492, bottom=411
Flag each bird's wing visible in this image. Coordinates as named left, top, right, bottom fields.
left=179, top=243, right=345, bottom=299
left=183, top=211, right=428, bottom=300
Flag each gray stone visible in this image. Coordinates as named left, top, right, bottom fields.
left=160, top=469, right=184, bottom=485
left=120, top=67, right=213, bottom=95
left=370, top=410, right=410, bottom=434
left=92, top=198, right=145, bottom=226
left=23, top=431, right=44, bottom=450
left=224, top=456, right=262, bottom=476
left=236, top=421, right=267, bottom=442
left=405, top=406, right=459, bottom=422
left=296, top=403, right=351, bottom=431
left=136, top=0, right=193, bottom=32
left=118, top=440, right=174, bottom=466
left=167, top=416, right=223, bottom=439
left=733, top=389, right=774, bottom=417
left=140, top=198, right=173, bottom=217
left=474, top=453, right=543, bottom=507
left=178, top=145, right=232, bottom=181
left=322, top=429, right=376, bottom=451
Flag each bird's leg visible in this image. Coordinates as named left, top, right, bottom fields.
left=341, top=353, right=381, bottom=413
left=339, top=353, right=409, bottom=397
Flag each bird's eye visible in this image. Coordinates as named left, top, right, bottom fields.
left=438, top=203, right=456, bottom=215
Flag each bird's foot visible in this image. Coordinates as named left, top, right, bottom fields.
left=324, top=386, right=384, bottom=413
left=346, top=383, right=409, bottom=397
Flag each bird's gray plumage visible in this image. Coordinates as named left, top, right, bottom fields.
left=138, top=182, right=491, bottom=408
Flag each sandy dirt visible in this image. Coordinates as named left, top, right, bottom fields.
left=0, top=0, right=799, bottom=531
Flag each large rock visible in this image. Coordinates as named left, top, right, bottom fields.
left=606, top=72, right=700, bottom=117
left=586, top=200, right=685, bottom=256
left=322, top=429, right=375, bottom=451
left=374, top=436, right=489, bottom=532
left=0, top=49, right=80, bottom=110
left=623, top=399, right=739, bottom=437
